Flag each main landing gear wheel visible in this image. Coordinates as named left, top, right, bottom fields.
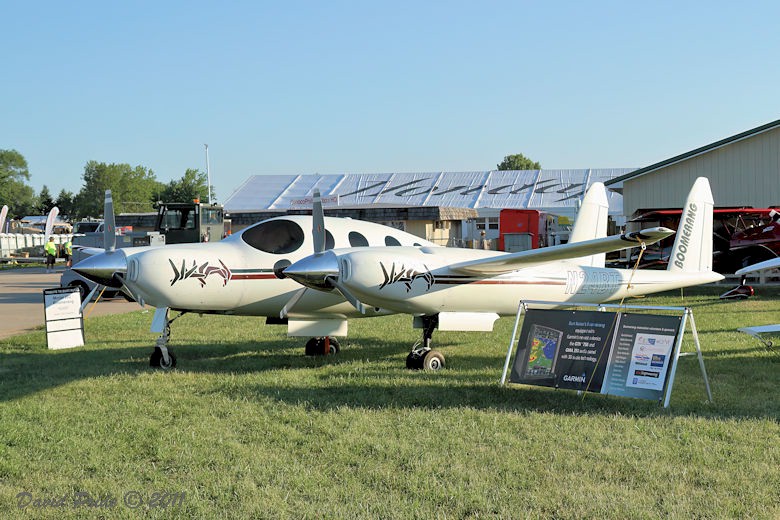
left=406, top=348, right=445, bottom=371
left=305, top=336, right=340, bottom=356
left=406, top=314, right=445, bottom=371
left=150, top=347, right=177, bottom=369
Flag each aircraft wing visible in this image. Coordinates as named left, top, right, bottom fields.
left=450, top=227, right=674, bottom=275
left=735, top=257, right=780, bottom=276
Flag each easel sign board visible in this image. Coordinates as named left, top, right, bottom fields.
left=509, top=308, right=682, bottom=402
left=510, top=309, right=615, bottom=392
left=602, top=313, right=681, bottom=400
left=43, top=287, right=84, bottom=350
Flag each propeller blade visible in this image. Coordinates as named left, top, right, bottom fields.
left=280, top=287, right=308, bottom=319
left=113, top=273, right=144, bottom=307
left=312, top=189, right=325, bottom=254
left=329, top=277, right=367, bottom=315
left=104, top=190, right=116, bottom=252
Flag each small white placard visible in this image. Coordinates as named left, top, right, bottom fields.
left=43, top=287, right=84, bottom=349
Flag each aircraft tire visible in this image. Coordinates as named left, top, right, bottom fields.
left=68, top=281, right=89, bottom=302
left=406, top=351, right=423, bottom=370
left=422, top=350, right=445, bottom=371
left=150, top=347, right=177, bottom=370
left=305, top=337, right=339, bottom=356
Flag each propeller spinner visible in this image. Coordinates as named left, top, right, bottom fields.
left=279, top=189, right=367, bottom=317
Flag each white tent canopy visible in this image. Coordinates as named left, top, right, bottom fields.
left=224, top=169, right=633, bottom=217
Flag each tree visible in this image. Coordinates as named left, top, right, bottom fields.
left=157, top=168, right=214, bottom=203
left=55, top=189, right=75, bottom=219
left=0, top=149, right=36, bottom=218
left=4, top=181, right=37, bottom=218
left=72, top=161, right=162, bottom=218
left=496, top=153, right=541, bottom=171
left=37, top=185, right=55, bottom=214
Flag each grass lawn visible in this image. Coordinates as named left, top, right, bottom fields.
left=1, top=287, right=778, bottom=518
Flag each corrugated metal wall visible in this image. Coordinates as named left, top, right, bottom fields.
left=624, top=127, right=780, bottom=217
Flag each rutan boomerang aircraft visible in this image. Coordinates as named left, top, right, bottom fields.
left=74, top=178, right=720, bottom=370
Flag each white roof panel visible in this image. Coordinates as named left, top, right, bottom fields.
left=224, top=169, right=634, bottom=215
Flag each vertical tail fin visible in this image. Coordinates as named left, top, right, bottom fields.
left=668, top=177, right=714, bottom=273
left=569, top=182, right=609, bottom=267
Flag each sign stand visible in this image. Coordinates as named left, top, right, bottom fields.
left=43, top=287, right=85, bottom=350
left=501, top=300, right=712, bottom=408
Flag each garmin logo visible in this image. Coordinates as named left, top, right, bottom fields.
left=673, top=203, right=698, bottom=269
left=562, top=374, right=587, bottom=383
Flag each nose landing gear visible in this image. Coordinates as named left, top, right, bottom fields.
left=149, top=308, right=183, bottom=370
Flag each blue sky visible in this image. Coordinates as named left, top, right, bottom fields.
left=3, top=1, right=780, bottom=202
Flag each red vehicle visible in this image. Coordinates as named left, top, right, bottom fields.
left=624, top=207, right=780, bottom=273
left=498, top=209, right=560, bottom=252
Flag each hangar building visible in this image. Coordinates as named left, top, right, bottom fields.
left=606, top=118, right=780, bottom=219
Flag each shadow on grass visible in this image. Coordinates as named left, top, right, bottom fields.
left=1, top=330, right=778, bottom=421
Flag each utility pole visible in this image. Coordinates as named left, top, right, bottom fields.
left=204, top=144, right=213, bottom=203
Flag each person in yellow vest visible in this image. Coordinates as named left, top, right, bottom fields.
left=63, top=238, right=72, bottom=267
left=44, top=236, right=57, bottom=273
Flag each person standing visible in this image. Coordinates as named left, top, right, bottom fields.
left=45, top=236, right=57, bottom=273
left=480, top=230, right=492, bottom=250
left=63, top=238, right=72, bottom=267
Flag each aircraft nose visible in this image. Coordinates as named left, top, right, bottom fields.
left=284, top=251, right=339, bottom=291
left=72, top=250, right=128, bottom=288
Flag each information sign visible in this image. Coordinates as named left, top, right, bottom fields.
left=43, top=287, right=84, bottom=350
left=502, top=301, right=709, bottom=407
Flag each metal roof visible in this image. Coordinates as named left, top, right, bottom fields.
left=225, top=169, right=634, bottom=216
left=604, top=118, right=780, bottom=186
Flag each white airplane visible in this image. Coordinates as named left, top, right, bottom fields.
left=74, top=183, right=672, bottom=370
left=284, top=177, right=723, bottom=369
left=73, top=190, right=439, bottom=367
left=730, top=257, right=780, bottom=347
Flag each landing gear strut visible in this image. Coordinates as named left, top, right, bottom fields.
left=304, top=336, right=341, bottom=356
left=406, top=315, right=445, bottom=371
left=150, top=311, right=184, bottom=370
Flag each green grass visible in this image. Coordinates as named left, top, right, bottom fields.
left=0, top=262, right=47, bottom=271
left=1, top=287, right=779, bottom=518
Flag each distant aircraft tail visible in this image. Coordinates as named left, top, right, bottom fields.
left=667, top=177, right=714, bottom=273
left=569, top=182, right=609, bottom=267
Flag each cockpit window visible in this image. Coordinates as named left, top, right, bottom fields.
left=241, top=220, right=305, bottom=254
left=348, top=231, right=369, bottom=247
left=325, top=230, right=335, bottom=250
left=385, top=236, right=401, bottom=246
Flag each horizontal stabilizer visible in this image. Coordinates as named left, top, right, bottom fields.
left=735, top=257, right=780, bottom=276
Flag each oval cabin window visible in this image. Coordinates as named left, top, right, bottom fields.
left=348, top=231, right=369, bottom=247
left=241, top=220, right=305, bottom=254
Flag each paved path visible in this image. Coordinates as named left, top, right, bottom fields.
left=0, top=267, right=144, bottom=340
